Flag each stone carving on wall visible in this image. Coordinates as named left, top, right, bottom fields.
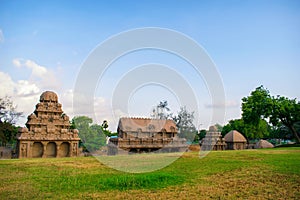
left=17, top=91, right=81, bottom=158
left=21, top=143, right=27, bottom=157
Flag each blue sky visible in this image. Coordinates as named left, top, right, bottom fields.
left=0, top=0, right=299, bottom=130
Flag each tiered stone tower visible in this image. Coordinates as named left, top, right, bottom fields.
left=200, top=125, right=226, bottom=151
left=17, top=91, right=80, bottom=158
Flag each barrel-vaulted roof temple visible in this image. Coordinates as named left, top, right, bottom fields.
left=17, top=91, right=80, bottom=158
left=107, top=117, right=187, bottom=155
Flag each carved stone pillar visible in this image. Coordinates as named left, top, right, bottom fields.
left=29, top=142, right=33, bottom=158
left=42, top=142, right=47, bottom=158
left=69, top=142, right=73, bottom=157
left=56, top=142, right=62, bottom=158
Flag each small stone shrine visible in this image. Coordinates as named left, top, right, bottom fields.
left=224, top=130, right=247, bottom=150
left=200, top=125, right=226, bottom=151
left=17, top=91, right=80, bottom=158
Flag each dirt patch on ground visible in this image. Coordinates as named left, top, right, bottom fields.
left=188, top=144, right=200, bottom=152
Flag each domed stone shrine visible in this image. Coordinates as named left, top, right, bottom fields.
left=17, top=91, right=80, bottom=158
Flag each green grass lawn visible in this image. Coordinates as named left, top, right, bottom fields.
left=1, top=148, right=299, bottom=199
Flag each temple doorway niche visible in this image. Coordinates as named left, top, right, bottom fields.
left=46, top=142, right=57, bottom=157
left=32, top=142, right=43, bottom=158
left=59, top=142, right=70, bottom=157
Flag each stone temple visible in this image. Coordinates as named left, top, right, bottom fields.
left=200, top=125, right=226, bottom=151
left=17, top=91, right=80, bottom=158
left=108, top=117, right=187, bottom=155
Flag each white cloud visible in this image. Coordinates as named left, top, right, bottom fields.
left=59, top=90, right=120, bottom=131
left=0, top=71, right=41, bottom=100
left=0, top=29, right=4, bottom=43
left=16, top=80, right=40, bottom=96
left=0, top=71, right=40, bottom=126
left=59, top=89, right=74, bottom=116
left=12, top=58, right=22, bottom=67
left=2, top=59, right=119, bottom=130
left=24, top=60, right=47, bottom=77
left=12, top=58, right=61, bottom=90
left=205, top=100, right=240, bottom=109
left=0, top=74, right=117, bottom=129
left=0, top=71, right=15, bottom=96
left=13, top=58, right=47, bottom=78
left=0, top=58, right=64, bottom=125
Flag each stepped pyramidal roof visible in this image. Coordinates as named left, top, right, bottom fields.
left=17, top=91, right=80, bottom=158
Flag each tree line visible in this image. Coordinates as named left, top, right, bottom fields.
left=151, top=86, right=300, bottom=144
left=222, top=86, right=300, bottom=143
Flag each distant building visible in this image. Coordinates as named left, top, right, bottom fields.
left=107, top=117, right=187, bottom=155
left=224, top=130, right=247, bottom=150
left=200, top=125, right=226, bottom=151
left=17, top=91, right=80, bottom=158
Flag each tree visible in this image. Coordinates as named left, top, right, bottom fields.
left=151, top=100, right=171, bottom=119
left=173, top=106, right=197, bottom=143
left=242, top=86, right=300, bottom=143
left=270, top=96, right=300, bottom=142
left=90, top=124, right=106, bottom=148
left=102, top=120, right=108, bottom=130
left=269, top=124, right=293, bottom=140
left=198, top=129, right=207, bottom=140
left=0, top=97, right=22, bottom=146
left=71, top=116, right=106, bottom=152
left=0, top=121, right=19, bottom=146
left=0, top=96, right=23, bottom=124
left=221, top=118, right=270, bottom=139
left=101, top=120, right=117, bottom=137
